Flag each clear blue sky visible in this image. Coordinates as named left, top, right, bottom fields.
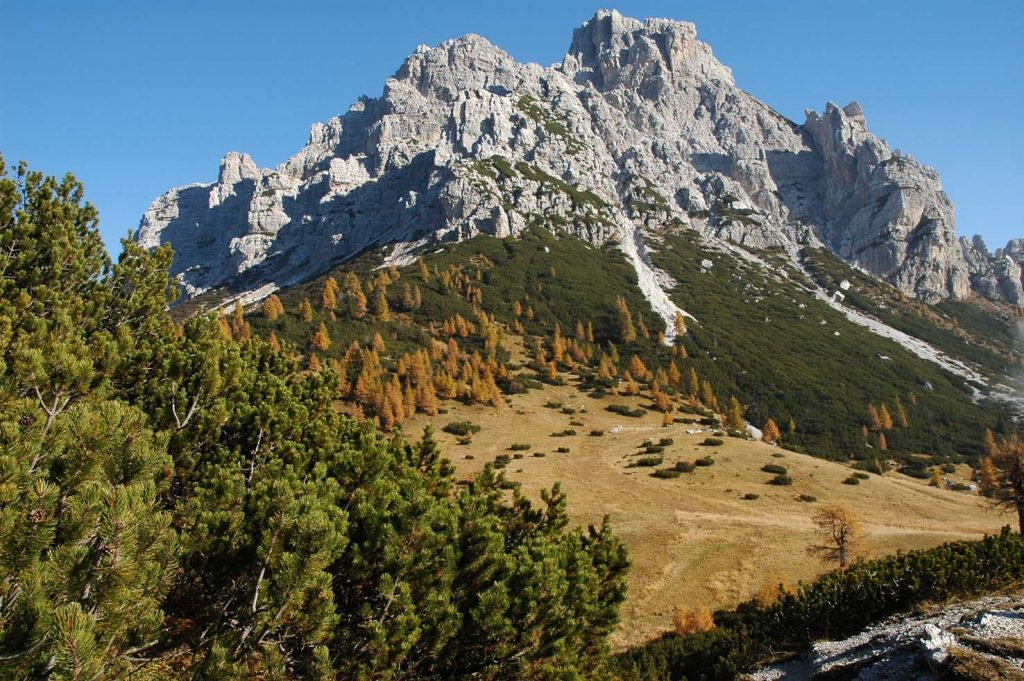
left=3, top=1, right=1022, bottom=255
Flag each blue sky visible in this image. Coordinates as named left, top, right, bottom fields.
left=3, top=1, right=1022, bottom=255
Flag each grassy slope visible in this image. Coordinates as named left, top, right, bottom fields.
left=649, top=232, right=1008, bottom=461
left=401, top=382, right=1010, bottom=649
left=800, top=246, right=1022, bottom=379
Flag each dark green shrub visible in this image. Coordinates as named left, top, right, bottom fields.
left=652, top=469, right=681, bottom=479
left=513, top=453, right=524, bottom=460
left=695, top=456, right=715, bottom=467
left=644, top=445, right=666, bottom=454
left=556, top=447, right=570, bottom=454
left=509, top=443, right=531, bottom=451
left=561, top=406, right=576, bottom=415
left=899, top=465, right=931, bottom=479
left=443, top=421, right=481, bottom=436
left=674, top=461, right=696, bottom=473
left=701, top=437, right=724, bottom=447
left=533, top=452, right=546, bottom=457
left=769, top=474, right=792, bottom=486
left=633, top=456, right=663, bottom=467
left=762, top=464, right=787, bottom=475
left=608, top=404, right=647, bottom=417
left=544, top=400, right=562, bottom=409
left=551, top=429, right=576, bottom=437
left=494, top=454, right=511, bottom=469
left=940, top=463, right=957, bottom=474
left=853, top=471, right=869, bottom=480
left=842, top=476, right=860, bottom=485
left=456, top=436, right=472, bottom=446
left=589, top=430, right=605, bottom=437
left=742, top=493, right=760, bottom=500
left=658, top=438, right=674, bottom=446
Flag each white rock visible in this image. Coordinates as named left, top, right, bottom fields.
left=136, top=10, right=1019, bottom=309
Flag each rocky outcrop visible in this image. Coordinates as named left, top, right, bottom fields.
left=137, top=9, right=1020, bottom=308
left=805, top=102, right=972, bottom=303
left=746, top=596, right=1024, bottom=680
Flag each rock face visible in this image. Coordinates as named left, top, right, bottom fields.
left=747, top=596, right=1024, bottom=680
left=137, top=10, right=1019, bottom=307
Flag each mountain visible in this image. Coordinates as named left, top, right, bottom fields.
left=137, top=10, right=1023, bottom=317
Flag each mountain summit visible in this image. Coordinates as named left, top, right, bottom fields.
left=137, top=9, right=1023, bottom=319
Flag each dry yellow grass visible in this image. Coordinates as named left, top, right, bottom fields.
left=401, top=384, right=1011, bottom=649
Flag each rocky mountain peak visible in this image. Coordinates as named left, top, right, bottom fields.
left=392, top=33, right=524, bottom=104
left=563, top=9, right=733, bottom=92
left=137, top=10, right=1020, bottom=311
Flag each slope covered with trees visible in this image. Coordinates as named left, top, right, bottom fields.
left=236, top=223, right=1011, bottom=467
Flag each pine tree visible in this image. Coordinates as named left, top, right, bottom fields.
left=725, top=396, right=745, bottom=431
left=983, top=428, right=998, bottom=457
left=321, top=275, right=339, bottom=311
left=299, top=297, right=314, bottom=323
left=700, top=380, right=717, bottom=410
left=878, top=403, right=894, bottom=430
left=418, top=258, right=430, bottom=282
left=762, top=418, right=781, bottom=444
left=373, top=287, right=390, bottom=322
left=615, top=296, right=637, bottom=343
left=688, top=368, right=700, bottom=399
left=230, top=301, right=251, bottom=341
left=673, top=312, right=687, bottom=337
left=983, top=435, right=1024, bottom=534
left=930, top=466, right=944, bottom=488
left=268, top=331, right=282, bottom=353
left=343, top=272, right=367, bottom=318
left=978, top=457, right=999, bottom=497
left=867, top=403, right=882, bottom=430
left=894, top=396, right=909, bottom=428
left=807, top=505, right=863, bottom=569
left=263, top=293, right=284, bottom=320
left=312, top=322, right=331, bottom=351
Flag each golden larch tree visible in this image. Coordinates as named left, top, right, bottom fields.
left=312, top=322, right=331, bottom=352
left=807, top=504, right=863, bottom=569
left=761, top=418, right=781, bottom=444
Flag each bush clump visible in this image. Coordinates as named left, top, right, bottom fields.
left=695, top=456, right=715, bottom=467
left=658, top=438, right=674, bottom=446
left=443, top=421, right=481, bottom=436
left=555, top=447, right=570, bottom=454
left=842, top=476, right=861, bottom=485
left=768, top=474, right=793, bottom=486
left=652, top=469, right=681, bottom=479
left=608, top=404, right=647, bottom=417
left=674, top=461, right=697, bottom=473
left=798, top=494, right=817, bottom=503
left=701, top=437, right=724, bottom=447
left=633, top=456, right=663, bottom=467
left=509, top=443, right=531, bottom=451
left=742, top=493, right=760, bottom=500
left=589, top=429, right=605, bottom=437
left=762, top=464, right=787, bottom=475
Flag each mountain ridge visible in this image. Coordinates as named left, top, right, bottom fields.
left=137, top=9, right=1024, bottom=317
